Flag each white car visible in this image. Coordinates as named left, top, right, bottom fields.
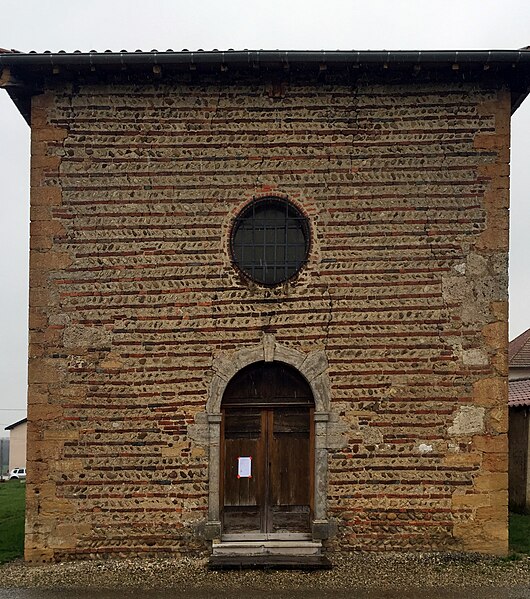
left=9, top=468, right=26, bottom=480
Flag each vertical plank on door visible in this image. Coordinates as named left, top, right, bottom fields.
left=269, top=407, right=311, bottom=532
left=222, top=409, right=263, bottom=532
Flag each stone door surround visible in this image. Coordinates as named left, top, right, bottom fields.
left=202, top=334, right=335, bottom=541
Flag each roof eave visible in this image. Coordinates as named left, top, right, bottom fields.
left=1, top=49, right=529, bottom=67
left=0, top=66, right=32, bottom=124
left=2, top=49, right=530, bottom=123
left=4, top=417, right=27, bottom=431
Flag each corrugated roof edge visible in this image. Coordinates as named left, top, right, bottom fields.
left=1, top=48, right=530, bottom=66
left=509, top=400, right=530, bottom=407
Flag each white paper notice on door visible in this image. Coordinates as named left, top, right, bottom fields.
left=237, top=456, right=252, bottom=478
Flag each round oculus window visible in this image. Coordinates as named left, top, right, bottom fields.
left=230, top=197, right=310, bottom=286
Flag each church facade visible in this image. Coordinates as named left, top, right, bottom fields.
left=1, top=48, right=529, bottom=562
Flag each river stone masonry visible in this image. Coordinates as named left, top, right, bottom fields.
left=17, top=62, right=513, bottom=561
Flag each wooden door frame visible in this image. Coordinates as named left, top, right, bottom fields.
left=220, top=405, right=315, bottom=539
left=202, top=337, right=335, bottom=543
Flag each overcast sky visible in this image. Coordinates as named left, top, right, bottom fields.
left=1, top=0, right=529, bottom=432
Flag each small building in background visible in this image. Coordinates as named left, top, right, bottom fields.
left=509, top=329, right=530, bottom=512
left=509, top=328, right=530, bottom=382
left=5, top=418, right=27, bottom=473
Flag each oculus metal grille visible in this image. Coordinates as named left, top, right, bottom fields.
left=231, top=197, right=310, bottom=286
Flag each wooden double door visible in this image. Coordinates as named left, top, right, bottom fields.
left=220, top=362, right=314, bottom=537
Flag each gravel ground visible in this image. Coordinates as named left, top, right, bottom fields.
left=1, top=552, right=529, bottom=596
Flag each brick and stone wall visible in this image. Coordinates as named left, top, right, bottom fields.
left=26, top=76, right=510, bottom=561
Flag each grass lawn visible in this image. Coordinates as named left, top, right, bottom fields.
left=509, top=512, right=530, bottom=555
left=0, top=483, right=528, bottom=563
left=0, top=480, right=25, bottom=564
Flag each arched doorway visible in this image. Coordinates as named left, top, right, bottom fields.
left=220, top=361, right=314, bottom=539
